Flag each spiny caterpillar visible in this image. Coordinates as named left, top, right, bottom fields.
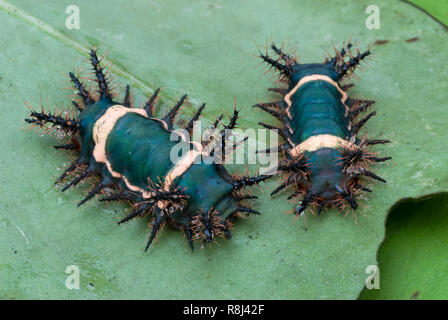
left=255, top=42, right=391, bottom=216
left=25, top=49, right=269, bottom=251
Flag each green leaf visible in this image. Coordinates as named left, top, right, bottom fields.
left=406, top=0, right=448, bottom=28
left=1, top=0, right=447, bottom=299
left=360, top=193, right=448, bottom=299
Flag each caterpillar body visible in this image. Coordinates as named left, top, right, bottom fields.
left=256, top=42, right=391, bottom=215
left=25, top=49, right=269, bottom=250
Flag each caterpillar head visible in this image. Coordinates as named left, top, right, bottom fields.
left=260, top=42, right=371, bottom=86
left=168, top=163, right=270, bottom=248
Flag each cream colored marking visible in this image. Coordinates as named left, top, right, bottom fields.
left=150, top=117, right=169, bottom=130
left=93, top=105, right=148, bottom=163
left=93, top=105, right=155, bottom=198
left=289, top=134, right=355, bottom=157
left=92, top=104, right=206, bottom=200
left=164, top=149, right=204, bottom=189
left=284, top=74, right=349, bottom=120
left=162, top=129, right=206, bottom=189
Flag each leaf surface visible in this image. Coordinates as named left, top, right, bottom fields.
left=0, top=0, right=447, bottom=299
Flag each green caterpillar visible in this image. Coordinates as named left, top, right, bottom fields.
left=256, top=42, right=391, bottom=215
left=25, top=49, right=269, bottom=251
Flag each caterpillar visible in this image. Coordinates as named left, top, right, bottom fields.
left=25, top=49, right=270, bottom=251
left=255, top=42, right=391, bottom=215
